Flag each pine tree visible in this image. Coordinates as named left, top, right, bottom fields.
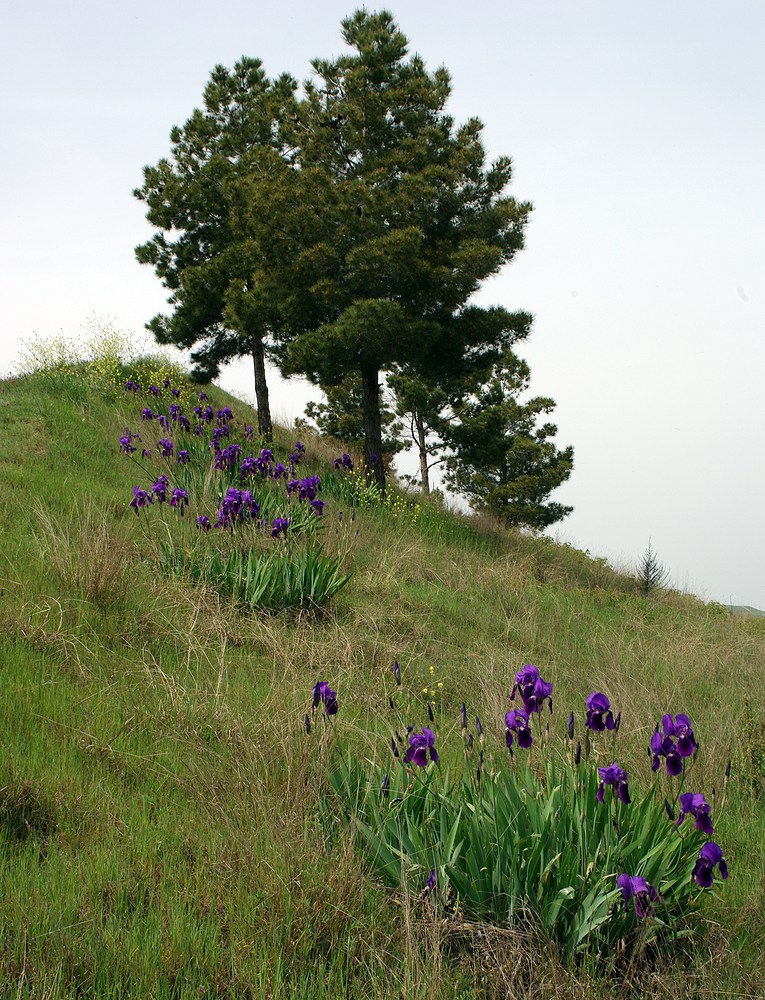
left=444, top=352, right=574, bottom=529
left=134, top=60, right=297, bottom=439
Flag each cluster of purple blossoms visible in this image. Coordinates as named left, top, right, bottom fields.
left=149, top=385, right=161, bottom=397
left=217, top=407, right=233, bottom=423
left=193, top=404, right=215, bottom=424
left=403, top=728, right=439, bottom=767
left=214, top=443, right=242, bottom=470
left=124, top=380, right=143, bottom=393
left=312, top=681, right=338, bottom=716
left=596, top=762, right=631, bottom=804
left=505, top=708, right=533, bottom=749
left=244, top=425, right=255, bottom=439
left=157, top=438, right=174, bottom=458
left=141, top=407, right=154, bottom=421
left=271, top=516, right=291, bottom=538
left=151, top=475, right=170, bottom=503
left=216, top=487, right=261, bottom=528
left=210, top=426, right=230, bottom=445
left=585, top=692, right=618, bottom=732
left=177, top=449, right=190, bottom=465
left=287, top=475, right=321, bottom=502
left=616, top=873, right=660, bottom=918
left=692, top=842, right=728, bottom=887
left=196, top=515, right=211, bottom=531
left=290, top=441, right=305, bottom=465
left=333, top=453, right=354, bottom=471
left=651, top=713, right=697, bottom=776
left=169, top=488, right=189, bottom=514
left=510, top=664, right=553, bottom=714
left=240, top=448, right=275, bottom=478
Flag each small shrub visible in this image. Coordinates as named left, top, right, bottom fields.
left=637, top=540, right=669, bottom=594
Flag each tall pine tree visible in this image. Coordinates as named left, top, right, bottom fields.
left=261, top=11, right=531, bottom=488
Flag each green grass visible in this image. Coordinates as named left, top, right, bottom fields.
left=1, top=364, right=764, bottom=998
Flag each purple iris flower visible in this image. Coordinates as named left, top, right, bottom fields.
left=421, top=869, right=437, bottom=900
left=149, top=385, right=160, bottom=397
left=177, top=450, right=190, bottom=465
left=171, top=388, right=180, bottom=398
left=177, top=415, right=190, bottom=431
left=169, top=488, right=189, bottom=514
left=271, top=462, right=287, bottom=480
left=510, top=664, right=553, bottom=714
left=129, top=486, right=153, bottom=513
left=403, top=728, right=439, bottom=767
left=312, top=681, right=338, bottom=716
left=141, top=407, right=154, bottom=421
left=124, top=380, right=135, bottom=391
left=163, top=377, right=171, bottom=388
left=244, top=424, right=254, bottom=439
left=677, top=793, right=714, bottom=836
left=216, top=407, right=233, bottom=423
left=505, top=708, right=533, bottom=749
left=271, top=516, right=291, bottom=539
left=157, top=438, right=174, bottom=458
left=169, top=404, right=182, bottom=420
left=585, top=692, right=616, bottom=731
left=692, top=842, right=729, bottom=887
left=333, top=453, right=354, bottom=471
left=119, top=434, right=136, bottom=454
left=198, top=392, right=208, bottom=401
left=151, top=475, right=170, bottom=503
left=597, top=762, right=630, bottom=804
left=393, top=659, right=402, bottom=685
left=616, top=873, right=660, bottom=918
left=214, top=443, right=242, bottom=470
left=310, top=499, right=326, bottom=517
left=196, top=515, right=211, bottom=531
left=651, top=713, right=697, bottom=775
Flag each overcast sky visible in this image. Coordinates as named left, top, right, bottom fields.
left=2, top=1, right=763, bottom=609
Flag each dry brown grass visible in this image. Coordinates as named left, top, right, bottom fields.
left=32, top=500, right=136, bottom=606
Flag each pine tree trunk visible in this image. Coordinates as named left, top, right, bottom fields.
left=415, top=411, right=430, bottom=496
left=251, top=334, right=272, bottom=441
left=360, top=364, right=385, bottom=493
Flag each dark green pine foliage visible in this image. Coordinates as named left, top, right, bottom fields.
left=387, top=304, right=532, bottom=494
left=444, top=352, right=574, bottom=529
left=134, top=59, right=297, bottom=439
left=302, top=375, right=406, bottom=457
left=268, top=11, right=531, bottom=489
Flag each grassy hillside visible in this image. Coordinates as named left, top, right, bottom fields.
left=1, top=361, right=764, bottom=998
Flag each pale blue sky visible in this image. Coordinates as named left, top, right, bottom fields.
left=2, top=1, right=763, bottom=608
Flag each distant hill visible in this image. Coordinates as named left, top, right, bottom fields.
left=728, top=604, right=765, bottom=617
